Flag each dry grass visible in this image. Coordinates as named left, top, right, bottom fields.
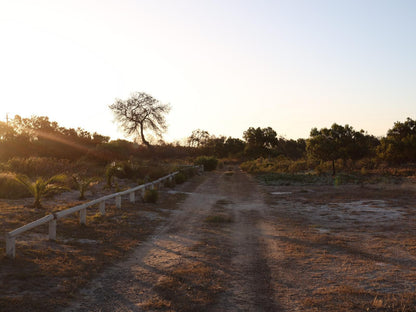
left=263, top=182, right=416, bottom=311
left=0, top=189, right=185, bottom=312
left=205, top=214, right=233, bottom=223
left=148, top=262, right=221, bottom=311
left=141, top=194, right=230, bottom=311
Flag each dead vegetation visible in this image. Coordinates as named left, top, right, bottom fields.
left=0, top=186, right=185, bottom=312
left=263, top=181, right=416, bottom=311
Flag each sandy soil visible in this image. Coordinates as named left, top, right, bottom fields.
left=62, top=168, right=416, bottom=311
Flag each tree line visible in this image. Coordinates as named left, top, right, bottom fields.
left=1, top=114, right=416, bottom=168
left=1, top=91, right=415, bottom=170
left=186, top=118, right=416, bottom=174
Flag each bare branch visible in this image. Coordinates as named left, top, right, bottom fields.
left=109, top=92, right=171, bottom=147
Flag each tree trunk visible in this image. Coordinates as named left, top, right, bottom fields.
left=332, top=159, right=336, bottom=176
left=140, top=124, right=150, bottom=147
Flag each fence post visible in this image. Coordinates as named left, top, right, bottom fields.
left=99, top=201, right=106, bottom=215
left=80, top=208, right=87, bottom=225
left=6, top=234, right=15, bottom=259
left=141, top=188, right=146, bottom=200
left=116, top=195, right=121, bottom=208
left=129, top=191, right=135, bottom=203
left=49, top=219, right=56, bottom=240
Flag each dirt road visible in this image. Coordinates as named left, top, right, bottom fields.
left=64, top=168, right=416, bottom=311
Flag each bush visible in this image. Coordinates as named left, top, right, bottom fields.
left=195, top=156, right=218, bottom=171
left=7, top=157, right=71, bottom=178
left=105, top=162, right=123, bottom=187
left=14, top=174, right=68, bottom=208
left=174, top=172, right=187, bottom=184
left=164, top=179, right=175, bottom=188
left=178, top=166, right=197, bottom=178
left=288, top=159, right=308, bottom=173
left=105, top=160, right=173, bottom=182
left=0, top=172, right=31, bottom=199
left=143, top=189, right=158, bottom=203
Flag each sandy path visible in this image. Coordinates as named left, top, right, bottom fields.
left=63, top=168, right=416, bottom=311
left=64, top=167, right=278, bottom=311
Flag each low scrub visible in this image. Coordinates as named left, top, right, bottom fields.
left=241, top=157, right=314, bottom=174
left=143, top=189, right=158, bottom=203
left=6, top=157, right=72, bottom=178
left=164, top=179, right=175, bottom=188
left=178, top=166, right=197, bottom=178
left=259, top=172, right=329, bottom=186
left=105, top=160, right=173, bottom=184
left=195, top=156, right=218, bottom=171
left=174, top=172, right=187, bottom=184
left=14, top=174, right=68, bottom=208
left=0, top=172, right=31, bottom=199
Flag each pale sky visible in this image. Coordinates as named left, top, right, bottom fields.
left=0, top=0, right=415, bottom=142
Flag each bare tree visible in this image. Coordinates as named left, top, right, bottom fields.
left=109, top=92, right=171, bottom=147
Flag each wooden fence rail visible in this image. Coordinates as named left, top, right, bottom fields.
left=5, top=165, right=203, bottom=259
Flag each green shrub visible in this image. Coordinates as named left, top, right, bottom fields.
left=0, top=172, right=31, bottom=199
left=14, top=174, right=68, bottom=208
left=174, top=172, right=187, bottom=184
left=195, top=156, right=218, bottom=171
left=143, top=189, right=158, bottom=203
left=105, top=162, right=122, bottom=187
left=72, top=175, right=97, bottom=200
left=178, top=166, right=197, bottom=178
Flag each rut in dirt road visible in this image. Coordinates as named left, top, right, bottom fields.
left=64, top=168, right=280, bottom=312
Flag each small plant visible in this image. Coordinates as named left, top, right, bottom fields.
left=15, top=174, right=68, bottom=208
left=195, top=156, right=218, bottom=171
left=105, top=162, right=123, bottom=187
left=143, top=189, right=158, bottom=203
left=174, top=172, right=187, bottom=184
left=72, top=175, right=97, bottom=200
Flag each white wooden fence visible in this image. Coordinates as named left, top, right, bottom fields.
left=5, top=165, right=203, bottom=259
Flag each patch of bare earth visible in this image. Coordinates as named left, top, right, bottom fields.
left=262, top=183, right=416, bottom=311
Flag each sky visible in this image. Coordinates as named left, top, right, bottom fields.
left=0, top=0, right=415, bottom=142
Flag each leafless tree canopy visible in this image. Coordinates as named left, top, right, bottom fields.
left=109, top=92, right=171, bottom=147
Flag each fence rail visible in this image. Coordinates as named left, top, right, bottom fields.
left=5, top=165, right=203, bottom=259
